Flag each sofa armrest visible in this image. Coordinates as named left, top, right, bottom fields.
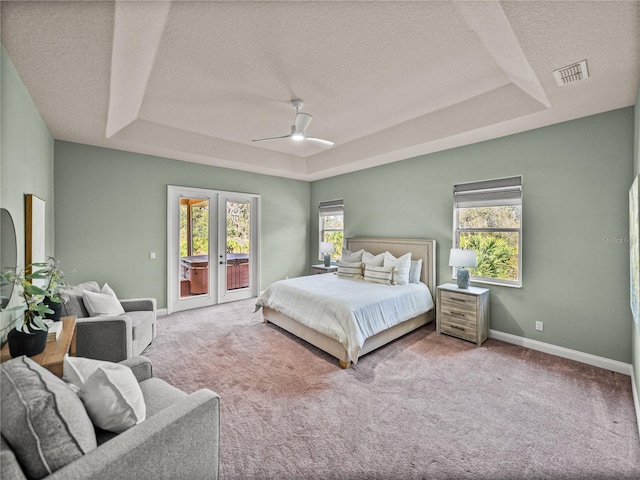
left=48, top=389, right=221, bottom=480
left=118, top=356, right=153, bottom=382
left=120, top=298, right=157, bottom=313
left=75, top=316, right=133, bottom=362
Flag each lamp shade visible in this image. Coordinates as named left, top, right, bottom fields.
left=320, top=242, right=335, bottom=254
left=448, top=248, right=477, bottom=268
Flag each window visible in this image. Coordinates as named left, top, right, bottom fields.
left=319, top=200, right=344, bottom=261
left=453, top=176, right=522, bottom=287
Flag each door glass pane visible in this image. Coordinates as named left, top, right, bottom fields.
left=179, top=198, right=209, bottom=298
left=226, top=200, right=250, bottom=291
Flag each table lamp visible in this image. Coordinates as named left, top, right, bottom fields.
left=320, top=242, right=335, bottom=267
left=449, top=248, right=477, bottom=289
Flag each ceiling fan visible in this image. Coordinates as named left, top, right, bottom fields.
left=252, top=100, right=334, bottom=149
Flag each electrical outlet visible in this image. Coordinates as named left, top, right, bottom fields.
left=149, top=252, right=156, bottom=260
left=535, top=321, right=544, bottom=331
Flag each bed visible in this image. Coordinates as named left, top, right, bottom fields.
left=257, top=237, right=436, bottom=368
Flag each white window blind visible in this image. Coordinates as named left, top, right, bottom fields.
left=319, top=199, right=344, bottom=216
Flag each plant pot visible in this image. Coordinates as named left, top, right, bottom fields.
left=7, top=326, right=48, bottom=357
left=44, top=297, right=63, bottom=322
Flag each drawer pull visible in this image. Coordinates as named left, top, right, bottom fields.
left=451, top=312, right=467, bottom=318
left=450, top=325, right=465, bottom=331
left=450, top=297, right=467, bottom=302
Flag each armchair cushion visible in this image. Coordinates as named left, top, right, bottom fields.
left=60, top=281, right=100, bottom=318
left=82, top=283, right=125, bottom=316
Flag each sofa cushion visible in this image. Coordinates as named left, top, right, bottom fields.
left=83, top=286, right=125, bottom=316
left=0, top=356, right=97, bottom=480
left=60, top=281, right=100, bottom=318
left=139, top=377, right=188, bottom=417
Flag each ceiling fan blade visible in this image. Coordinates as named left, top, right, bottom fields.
left=294, top=113, right=312, bottom=133
left=306, top=137, right=334, bottom=149
left=251, top=133, right=292, bottom=143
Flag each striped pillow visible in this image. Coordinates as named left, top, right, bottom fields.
left=0, top=356, right=97, bottom=479
left=337, top=260, right=363, bottom=278
left=364, top=264, right=396, bottom=285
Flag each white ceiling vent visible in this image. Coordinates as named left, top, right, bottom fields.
left=553, top=60, right=589, bottom=86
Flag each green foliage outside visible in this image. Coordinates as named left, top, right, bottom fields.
left=321, top=214, right=344, bottom=261
left=460, top=232, right=519, bottom=281
left=180, top=200, right=250, bottom=258
left=458, top=205, right=520, bottom=282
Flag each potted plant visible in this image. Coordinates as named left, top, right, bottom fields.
left=33, top=257, right=70, bottom=322
left=0, top=264, right=54, bottom=357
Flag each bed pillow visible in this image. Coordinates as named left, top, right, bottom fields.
left=363, top=264, right=396, bottom=285
left=82, top=283, right=125, bottom=316
left=362, top=251, right=385, bottom=267
left=336, top=260, right=363, bottom=279
left=341, top=248, right=364, bottom=263
left=383, top=252, right=412, bottom=285
left=409, top=259, right=423, bottom=284
left=63, top=356, right=146, bottom=434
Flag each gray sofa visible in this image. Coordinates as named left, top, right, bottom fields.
left=0, top=356, right=220, bottom=480
left=60, top=281, right=157, bottom=362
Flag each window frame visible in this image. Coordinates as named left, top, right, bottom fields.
left=453, top=176, right=523, bottom=288
left=318, top=200, right=344, bottom=262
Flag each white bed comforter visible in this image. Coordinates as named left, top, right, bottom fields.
left=255, top=273, right=434, bottom=362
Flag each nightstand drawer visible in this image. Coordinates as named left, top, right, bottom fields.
left=440, top=322, right=477, bottom=343
left=440, top=290, right=477, bottom=312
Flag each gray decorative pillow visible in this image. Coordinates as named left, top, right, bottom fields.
left=336, top=260, right=363, bottom=279
left=0, top=356, right=97, bottom=479
left=364, top=264, right=396, bottom=285
left=341, top=248, right=364, bottom=263
left=60, top=281, right=100, bottom=318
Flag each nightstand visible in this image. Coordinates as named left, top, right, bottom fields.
left=436, top=283, right=490, bottom=346
left=311, top=264, right=338, bottom=274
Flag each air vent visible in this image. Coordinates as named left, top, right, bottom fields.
left=553, top=60, right=589, bottom=86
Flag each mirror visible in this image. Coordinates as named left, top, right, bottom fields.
left=1, top=208, right=18, bottom=309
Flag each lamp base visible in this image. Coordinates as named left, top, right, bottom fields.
left=456, top=268, right=470, bottom=289
left=324, top=253, right=331, bottom=267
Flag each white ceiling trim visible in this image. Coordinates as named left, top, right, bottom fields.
left=106, top=0, right=170, bottom=138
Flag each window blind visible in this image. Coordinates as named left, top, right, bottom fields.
left=454, top=176, right=522, bottom=208
left=319, top=199, right=344, bottom=216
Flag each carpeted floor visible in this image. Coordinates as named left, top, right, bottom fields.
left=144, top=298, right=640, bottom=479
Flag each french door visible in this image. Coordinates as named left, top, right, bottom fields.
left=167, top=186, right=260, bottom=314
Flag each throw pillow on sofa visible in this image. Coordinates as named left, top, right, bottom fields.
left=82, top=283, right=125, bottom=316
left=63, top=356, right=146, bottom=433
left=0, top=356, right=97, bottom=480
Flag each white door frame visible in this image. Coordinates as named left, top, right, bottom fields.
left=167, top=186, right=260, bottom=314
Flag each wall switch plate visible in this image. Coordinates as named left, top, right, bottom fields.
left=535, top=321, right=544, bottom=331
left=149, top=252, right=156, bottom=260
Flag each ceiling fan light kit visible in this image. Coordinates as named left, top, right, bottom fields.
left=252, top=99, right=334, bottom=149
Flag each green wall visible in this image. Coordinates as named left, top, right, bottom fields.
left=311, top=107, right=635, bottom=363
left=54, top=142, right=310, bottom=308
left=0, top=47, right=55, bottom=341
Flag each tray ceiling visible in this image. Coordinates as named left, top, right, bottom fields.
left=2, top=1, right=638, bottom=181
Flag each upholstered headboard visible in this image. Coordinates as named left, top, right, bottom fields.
left=345, top=237, right=437, bottom=299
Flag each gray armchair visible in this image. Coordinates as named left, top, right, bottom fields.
left=60, top=281, right=157, bottom=362
left=1, top=356, right=220, bottom=480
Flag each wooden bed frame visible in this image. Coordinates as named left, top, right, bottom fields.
left=262, top=237, right=437, bottom=368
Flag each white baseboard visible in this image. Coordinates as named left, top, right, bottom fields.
left=489, top=329, right=633, bottom=376
left=156, top=307, right=168, bottom=317
left=631, top=366, right=640, bottom=439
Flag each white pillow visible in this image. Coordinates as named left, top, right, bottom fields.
left=409, top=259, right=423, bottom=284
left=363, top=264, right=396, bottom=285
left=341, top=248, right=364, bottom=263
left=82, top=283, right=125, bottom=316
left=336, top=260, right=363, bottom=279
left=362, top=251, right=384, bottom=267
left=383, top=251, right=412, bottom=285
left=63, top=356, right=146, bottom=433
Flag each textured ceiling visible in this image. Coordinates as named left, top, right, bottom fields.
left=2, top=1, right=639, bottom=181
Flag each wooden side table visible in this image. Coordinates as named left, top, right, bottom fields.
left=1, top=316, right=77, bottom=377
left=436, top=283, right=489, bottom=346
left=311, top=264, right=338, bottom=274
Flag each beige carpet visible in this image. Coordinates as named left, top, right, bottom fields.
left=144, top=298, right=640, bottom=479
